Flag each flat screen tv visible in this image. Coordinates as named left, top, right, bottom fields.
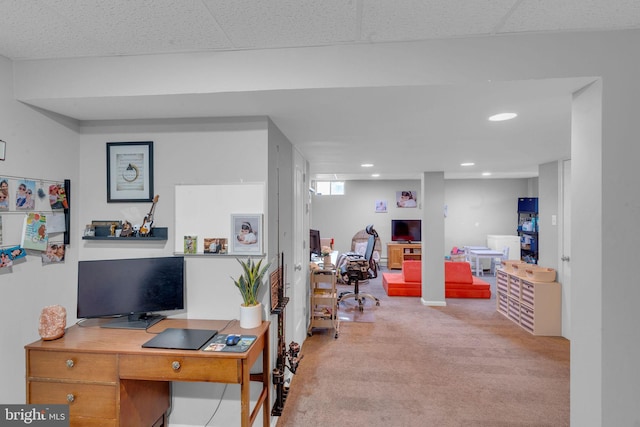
left=310, top=229, right=321, bottom=259
left=391, top=219, right=422, bottom=243
left=77, top=256, right=185, bottom=329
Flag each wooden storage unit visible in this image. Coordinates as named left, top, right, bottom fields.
left=495, top=269, right=561, bottom=336
left=387, top=243, right=422, bottom=269
left=308, top=268, right=339, bottom=338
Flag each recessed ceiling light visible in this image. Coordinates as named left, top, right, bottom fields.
left=371, top=173, right=380, bottom=177
left=482, top=172, right=492, bottom=176
left=461, top=162, right=475, bottom=167
left=361, top=163, right=374, bottom=168
left=489, top=112, right=518, bottom=122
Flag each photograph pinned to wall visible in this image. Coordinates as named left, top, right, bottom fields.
left=230, top=214, right=262, bottom=254
left=205, top=238, right=228, bottom=254
left=42, top=243, right=65, bottom=265
left=49, top=183, right=69, bottom=210
left=375, top=200, right=388, bottom=213
left=0, top=245, right=25, bottom=269
left=0, top=177, right=8, bottom=210
left=16, top=179, right=36, bottom=210
left=106, top=141, right=154, bottom=202
left=396, top=190, right=418, bottom=208
left=21, top=212, right=48, bottom=251
left=184, top=235, right=197, bottom=254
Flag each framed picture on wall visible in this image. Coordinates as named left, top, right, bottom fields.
left=230, top=214, right=262, bottom=255
left=396, top=190, right=418, bottom=208
left=106, top=141, right=154, bottom=202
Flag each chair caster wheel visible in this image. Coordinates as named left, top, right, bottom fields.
left=376, top=301, right=381, bottom=306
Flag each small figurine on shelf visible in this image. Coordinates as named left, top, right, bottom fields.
left=120, top=220, right=133, bottom=237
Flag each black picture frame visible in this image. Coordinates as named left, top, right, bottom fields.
left=106, top=141, right=154, bottom=202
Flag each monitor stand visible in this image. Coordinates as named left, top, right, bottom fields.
left=101, top=313, right=166, bottom=330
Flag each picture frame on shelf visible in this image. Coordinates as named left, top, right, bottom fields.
left=230, top=214, right=262, bottom=255
left=205, top=237, right=228, bottom=254
left=106, top=141, right=154, bottom=202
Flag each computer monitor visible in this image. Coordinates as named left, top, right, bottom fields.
left=77, top=256, right=185, bottom=329
left=310, top=229, right=321, bottom=259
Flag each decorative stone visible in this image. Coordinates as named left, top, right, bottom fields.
left=38, top=305, right=67, bottom=340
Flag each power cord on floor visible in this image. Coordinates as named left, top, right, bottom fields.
left=204, top=383, right=228, bottom=427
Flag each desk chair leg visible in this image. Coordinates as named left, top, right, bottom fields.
left=338, top=277, right=381, bottom=312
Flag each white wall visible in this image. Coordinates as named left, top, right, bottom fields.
left=74, top=117, right=293, bottom=426
left=311, top=178, right=532, bottom=263
left=0, top=57, right=80, bottom=404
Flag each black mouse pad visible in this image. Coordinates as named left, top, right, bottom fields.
left=142, top=328, right=218, bottom=350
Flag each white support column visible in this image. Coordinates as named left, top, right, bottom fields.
left=421, top=172, right=446, bottom=306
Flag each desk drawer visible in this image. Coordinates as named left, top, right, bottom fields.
left=28, top=351, right=117, bottom=382
left=29, top=380, right=116, bottom=420
left=119, top=354, right=241, bottom=383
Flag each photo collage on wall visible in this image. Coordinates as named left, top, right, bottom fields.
left=0, top=177, right=69, bottom=271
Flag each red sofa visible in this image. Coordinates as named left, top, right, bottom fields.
left=382, top=260, right=491, bottom=298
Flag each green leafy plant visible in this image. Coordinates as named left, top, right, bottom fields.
left=231, top=258, right=271, bottom=307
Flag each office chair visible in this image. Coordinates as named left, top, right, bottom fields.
left=338, top=225, right=381, bottom=312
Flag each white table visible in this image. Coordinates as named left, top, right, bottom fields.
left=468, top=249, right=504, bottom=276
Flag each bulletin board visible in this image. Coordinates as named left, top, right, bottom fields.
left=174, top=183, right=265, bottom=255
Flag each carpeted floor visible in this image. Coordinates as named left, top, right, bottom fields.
left=276, top=269, right=569, bottom=427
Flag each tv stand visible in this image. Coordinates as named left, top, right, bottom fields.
left=101, top=313, right=166, bottom=330
left=387, top=242, right=422, bottom=269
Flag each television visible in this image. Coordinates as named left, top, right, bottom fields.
left=310, top=229, right=321, bottom=259
left=391, top=219, right=422, bottom=243
left=77, top=256, right=185, bottom=329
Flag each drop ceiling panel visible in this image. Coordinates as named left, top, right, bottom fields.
left=501, top=0, right=640, bottom=33
left=361, top=0, right=518, bottom=41
left=45, top=0, right=232, bottom=55
left=203, top=0, right=359, bottom=48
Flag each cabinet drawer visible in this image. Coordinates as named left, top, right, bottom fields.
left=496, top=272, right=509, bottom=294
left=507, top=297, right=520, bottom=322
left=521, top=280, right=535, bottom=307
left=509, top=277, right=520, bottom=298
left=29, top=380, right=116, bottom=420
left=119, top=354, right=240, bottom=383
left=520, top=305, right=535, bottom=333
left=497, top=292, right=508, bottom=315
left=28, top=351, right=117, bottom=382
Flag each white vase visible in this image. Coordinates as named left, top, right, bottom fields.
left=239, top=302, right=263, bottom=329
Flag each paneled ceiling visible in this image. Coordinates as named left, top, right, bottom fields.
left=1, top=1, right=639, bottom=180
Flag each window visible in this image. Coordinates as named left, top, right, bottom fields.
left=315, top=181, right=344, bottom=195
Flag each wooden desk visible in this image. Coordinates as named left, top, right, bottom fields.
left=25, top=319, right=270, bottom=427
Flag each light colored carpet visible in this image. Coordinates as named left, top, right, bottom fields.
left=276, top=270, right=569, bottom=427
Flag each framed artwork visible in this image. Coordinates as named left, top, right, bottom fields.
left=230, top=214, right=262, bottom=254
left=375, top=200, right=387, bottom=213
left=0, top=140, right=5, bottom=160
left=396, top=190, right=418, bottom=208
left=205, top=237, right=228, bottom=254
left=106, top=141, right=154, bottom=202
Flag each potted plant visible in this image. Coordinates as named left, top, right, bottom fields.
left=232, top=257, right=271, bottom=328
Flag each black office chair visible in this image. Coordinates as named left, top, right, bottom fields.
left=338, top=225, right=381, bottom=312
